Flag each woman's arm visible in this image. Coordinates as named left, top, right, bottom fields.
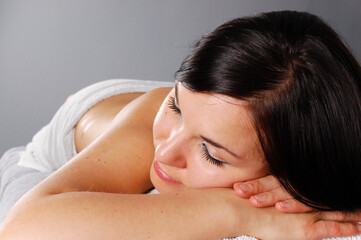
left=1, top=87, right=359, bottom=239
left=0, top=188, right=244, bottom=240
left=2, top=186, right=360, bottom=240
left=0, top=87, right=239, bottom=239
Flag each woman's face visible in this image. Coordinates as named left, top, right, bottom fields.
left=150, top=82, right=268, bottom=193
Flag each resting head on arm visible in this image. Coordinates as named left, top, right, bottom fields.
left=147, top=10, right=361, bottom=238
left=168, top=10, right=361, bottom=212
left=1, top=10, right=360, bottom=240
left=1, top=82, right=336, bottom=240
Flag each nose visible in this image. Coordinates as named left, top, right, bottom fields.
left=154, top=128, right=187, bottom=169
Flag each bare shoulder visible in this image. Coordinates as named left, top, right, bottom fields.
left=30, top=86, right=172, bottom=197
left=110, top=87, right=171, bottom=130
left=74, top=92, right=144, bottom=153
left=74, top=87, right=172, bottom=153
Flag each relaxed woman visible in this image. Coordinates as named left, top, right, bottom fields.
left=0, top=11, right=360, bottom=239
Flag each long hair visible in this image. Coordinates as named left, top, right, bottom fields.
left=176, top=11, right=361, bottom=211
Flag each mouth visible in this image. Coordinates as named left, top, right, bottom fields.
left=153, top=159, right=181, bottom=184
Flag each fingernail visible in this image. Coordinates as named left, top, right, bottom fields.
left=357, top=222, right=361, bottom=232
left=278, top=201, right=290, bottom=208
left=238, top=183, right=252, bottom=193
left=254, top=194, right=266, bottom=202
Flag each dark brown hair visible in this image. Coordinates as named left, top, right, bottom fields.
left=176, top=11, right=361, bottom=211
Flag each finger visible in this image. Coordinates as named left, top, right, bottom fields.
left=307, top=220, right=361, bottom=240
left=233, top=175, right=280, bottom=198
left=318, top=210, right=361, bottom=222
left=248, top=187, right=291, bottom=207
left=275, top=199, right=313, bottom=213
left=66, top=94, right=74, bottom=102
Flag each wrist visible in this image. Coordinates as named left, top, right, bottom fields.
left=199, top=188, right=254, bottom=238
left=225, top=192, right=255, bottom=238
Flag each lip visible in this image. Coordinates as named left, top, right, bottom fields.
left=153, top=159, right=181, bottom=184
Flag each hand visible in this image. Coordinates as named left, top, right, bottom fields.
left=232, top=175, right=361, bottom=239
left=249, top=208, right=361, bottom=240
left=225, top=186, right=361, bottom=240
left=233, top=175, right=315, bottom=213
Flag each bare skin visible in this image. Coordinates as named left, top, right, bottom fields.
left=0, top=87, right=360, bottom=239
left=234, top=175, right=314, bottom=213
left=74, top=92, right=145, bottom=153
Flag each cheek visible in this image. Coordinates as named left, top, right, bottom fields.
left=187, top=170, right=235, bottom=188
left=185, top=157, right=238, bottom=189
left=185, top=158, right=267, bottom=189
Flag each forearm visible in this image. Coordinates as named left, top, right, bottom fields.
left=0, top=189, right=243, bottom=240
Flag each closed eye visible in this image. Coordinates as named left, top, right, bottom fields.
left=168, top=96, right=181, bottom=114
left=201, top=142, right=228, bottom=167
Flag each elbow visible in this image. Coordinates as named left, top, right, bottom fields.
left=0, top=192, right=50, bottom=240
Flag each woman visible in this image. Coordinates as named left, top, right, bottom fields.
left=0, top=11, right=360, bottom=239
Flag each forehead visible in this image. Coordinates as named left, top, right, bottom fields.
left=178, top=83, right=251, bottom=124
left=177, top=84, right=261, bottom=159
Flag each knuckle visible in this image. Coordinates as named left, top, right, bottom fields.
left=336, top=211, right=347, bottom=221
left=265, top=192, right=275, bottom=203
left=312, top=211, right=323, bottom=220
left=252, top=182, right=261, bottom=194
left=269, top=175, right=278, bottom=185
left=343, top=224, right=358, bottom=236
left=280, top=187, right=291, bottom=199
left=327, top=222, right=342, bottom=236
left=270, top=189, right=283, bottom=202
left=355, top=210, right=361, bottom=219
left=273, top=188, right=289, bottom=202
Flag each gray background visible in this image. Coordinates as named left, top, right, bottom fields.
left=1, top=0, right=360, bottom=155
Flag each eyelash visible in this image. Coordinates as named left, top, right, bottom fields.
left=201, top=142, right=225, bottom=167
left=167, top=96, right=225, bottom=168
left=168, top=96, right=181, bottom=114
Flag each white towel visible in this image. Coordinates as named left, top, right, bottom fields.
left=0, top=147, right=52, bottom=222
left=18, top=79, right=173, bottom=172
left=326, top=236, right=361, bottom=240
